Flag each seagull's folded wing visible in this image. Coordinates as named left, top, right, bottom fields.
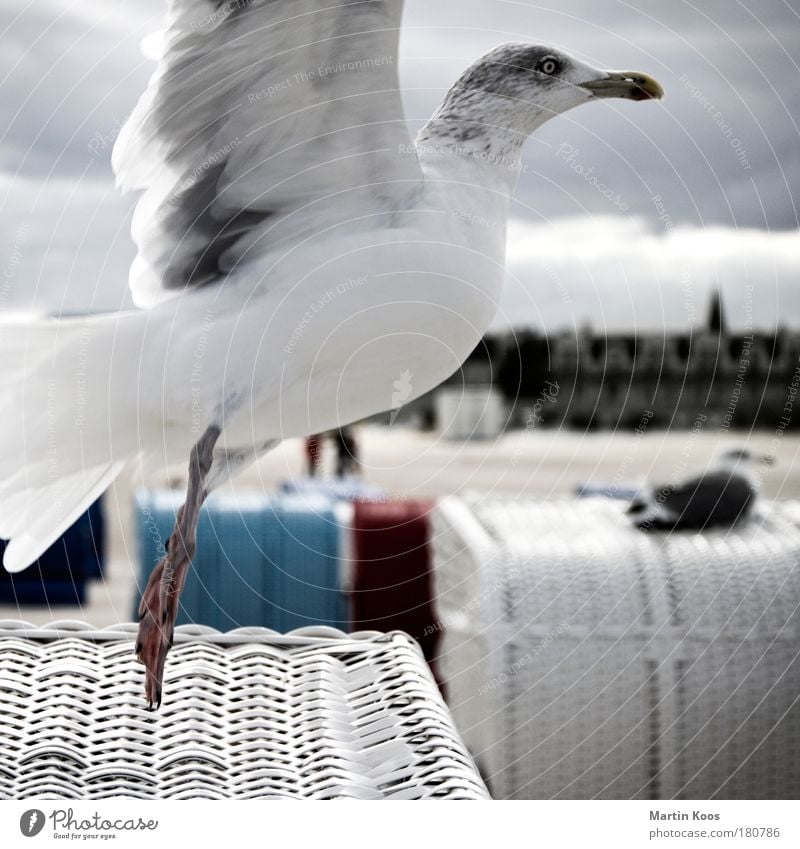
left=113, top=0, right=421, bottom=306
left=657, top=472, right=755, bottom=525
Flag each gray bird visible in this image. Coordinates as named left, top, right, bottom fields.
left=628, top=448, right=774, bottom=531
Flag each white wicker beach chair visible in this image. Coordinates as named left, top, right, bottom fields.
left=0, top=621, right=489, bottom=800
left=432, top=495, right=800, bottom=800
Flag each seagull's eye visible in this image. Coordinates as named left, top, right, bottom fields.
left=538, top=57, right=559, bottom=75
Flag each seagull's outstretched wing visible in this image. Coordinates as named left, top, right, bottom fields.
left=113, top=0, right=421, bottom=306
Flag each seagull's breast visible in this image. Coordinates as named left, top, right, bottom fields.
left=273, top=228, right=502, bottom=436
left=144, top=184, right=509, bottom=444
left=225, top=212, right=504, bottom=440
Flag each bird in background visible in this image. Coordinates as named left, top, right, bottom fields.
left=628, top=447, right=774, bottom=531
left=0, top=0, right=663, bottom=707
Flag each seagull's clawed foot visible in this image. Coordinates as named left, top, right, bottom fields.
left=134, top=425, right=220, bottom=709
left=136, top=553, right=183, bottom=710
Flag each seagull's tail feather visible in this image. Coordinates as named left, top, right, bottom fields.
left=0, top=315, right=143, bottom=572
left=626, top=497, right=649, bottom=515
left=0, top=462, right=125, bottom=573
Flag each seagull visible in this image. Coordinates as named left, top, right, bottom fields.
left=0, top=0, right=662, bottom=706
left=627, top=448, right=773, bottom=531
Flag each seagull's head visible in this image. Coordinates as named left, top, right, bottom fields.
left=427, top=43, right=663, bottom=153
left=463, top=43, right=663, bottom=121
left=718, top=447, right=775, bottom=471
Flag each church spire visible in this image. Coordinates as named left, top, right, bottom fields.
left=708, top=288, right=726, bottom=335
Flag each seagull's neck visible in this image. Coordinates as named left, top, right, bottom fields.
left=416, top=86, right=550, bottom=195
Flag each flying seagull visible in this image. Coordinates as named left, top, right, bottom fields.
left=0, top=0, right=662, bottom=706
left=628, top=448, right=773, bottom=531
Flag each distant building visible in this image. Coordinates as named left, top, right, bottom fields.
left=391, top=291, right=800, bottom=433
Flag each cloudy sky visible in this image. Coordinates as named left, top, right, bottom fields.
left=0, top=0, right=798, bottom=331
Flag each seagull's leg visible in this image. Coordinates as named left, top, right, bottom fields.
left=136, top=424, right=221, bottom=708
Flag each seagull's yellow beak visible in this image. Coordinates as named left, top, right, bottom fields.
left=581, top=70, right=665, bottom=101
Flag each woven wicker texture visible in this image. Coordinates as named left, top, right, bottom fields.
left=432, top=495, right=800, bottom=800
left=0, top=621, right=489, bottom=800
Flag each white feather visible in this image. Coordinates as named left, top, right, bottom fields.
left=0, top=315, right=144, bottom=572
left=2, top=463, right=125, bottom=573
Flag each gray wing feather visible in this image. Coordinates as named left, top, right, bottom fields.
left=113, top=0, right=420, bottom=306
left=654, top=471, right=755, bottom=528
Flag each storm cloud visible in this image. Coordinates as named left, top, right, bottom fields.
left=0, top=0, right=797, bottom=324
